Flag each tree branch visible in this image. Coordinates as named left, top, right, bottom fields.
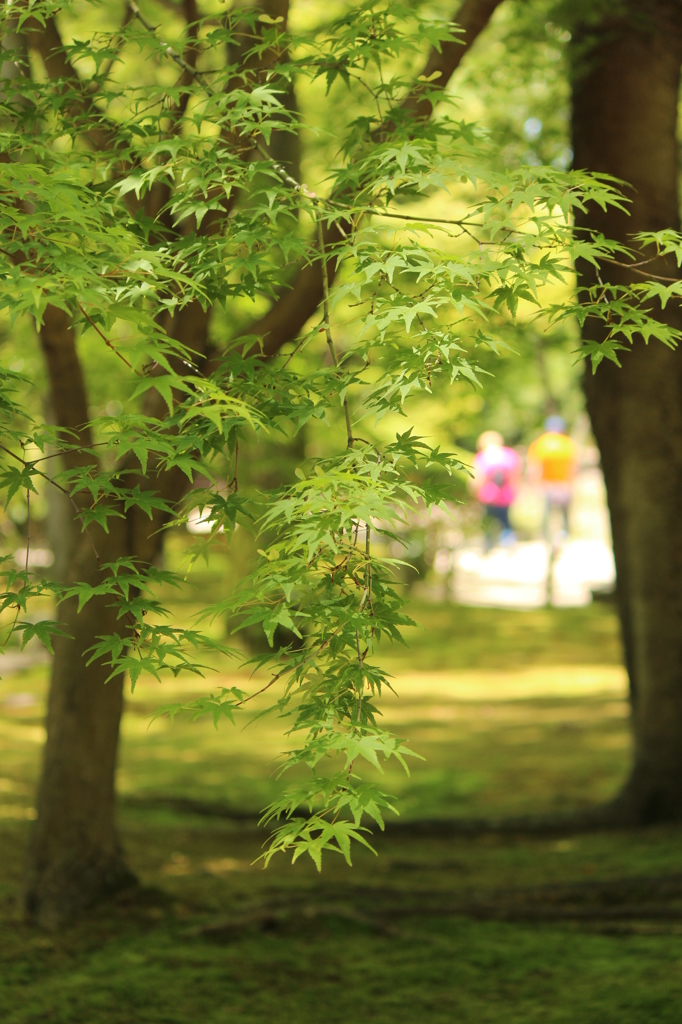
left=397, top=0, right=505, bottom=123
left=143, top=0, right=202, bottom=226
left=126, top=302, right=213, bottom=562
left=23, top=15, right=119, bottom=153
left=243, top=0, right=504, bottom=357
left=97, top=3, right=135, bottom=82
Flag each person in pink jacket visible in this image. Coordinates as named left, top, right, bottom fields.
left=472, top=430, right=522, bottom=549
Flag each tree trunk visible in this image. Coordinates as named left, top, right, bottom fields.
left=23, top=530, right=135, bottom=928
left=22, top=308, right=136, bottom=927
left=570, top=1, right=682, bottom=821
left=23, top=296, right=211, bottom=924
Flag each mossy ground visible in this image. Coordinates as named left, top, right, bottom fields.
left=2, top=601, right=681, bottom=1023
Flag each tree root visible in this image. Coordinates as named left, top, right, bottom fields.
left=125, top=792, right=682, bottom=836
left=384, top=797, right=681, bottom=838
left=123, top=795, right=257, bottom=822
left=196, top=873, right=682, bottom=939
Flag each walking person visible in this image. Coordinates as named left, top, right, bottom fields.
left=527, top=416, right=578, bottom=542
left=472, top=430, right=522, bottom=550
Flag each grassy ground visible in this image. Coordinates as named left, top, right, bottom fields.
left=2, top=601, right=682, bottom=1023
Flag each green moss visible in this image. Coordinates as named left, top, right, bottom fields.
left=380, top=601, right=623, bottom=671
left=2, top=601, right=680, bottom=1022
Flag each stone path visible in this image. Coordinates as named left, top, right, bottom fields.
left=451, top=538, right=615, bottom=609
left=435, top=465, right=616, bottom=609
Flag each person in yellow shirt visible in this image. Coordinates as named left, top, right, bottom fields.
left=527, top=416, right=578, bottom=540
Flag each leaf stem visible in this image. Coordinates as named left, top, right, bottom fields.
left=24, top=486, right=30, bottom=575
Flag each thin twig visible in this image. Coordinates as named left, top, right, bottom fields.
left=24, top=487, right=30, bottom=575
left=77, top=302, right=136, bottom=372
left=230, top=439, right=239, bottom=492
left=598, top=255, right=682, bottom=284
left=365, top=519, right=373, bottom=619
left=31, top=442, right=109, bottom=465
left=98, top=2, right=135, bottom=81
left=354, top=631, right=364, bottom=723
left=317, top=215, right=353, bottom=449
left=347, top=206, right=475, bottom=228
left=127, top=0, right=205, bottom=82
left=236, top=626, right=343, bottom=707
left=280, top=332, right=309, bottom=369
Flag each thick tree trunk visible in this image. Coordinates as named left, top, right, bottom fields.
left=23, top=532, right=135, bottom=928
left=24, top=297, right=214, bottom=926
left=570, top=1, right=682, bottom=821
left=22, top=308, right=136, bottom=927
left=22, top=10, right=229, bottom=929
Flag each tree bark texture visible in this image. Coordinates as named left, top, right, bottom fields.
left=570, top=0, right=682, bottom=821
left=21, top=1, right=219, bottom=923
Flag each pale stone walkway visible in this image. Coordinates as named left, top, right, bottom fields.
left=437, top=465, right=616, bottom=609
left=451, top=538, right=615, bottom=608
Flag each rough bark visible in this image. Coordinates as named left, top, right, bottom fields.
left=570, top=1, right=682, bottom=821
left=25, top=305, right=213, bottom=929
left=20, top=5, right=217, bottom=924
left=0, top=47, right=129, bottom=927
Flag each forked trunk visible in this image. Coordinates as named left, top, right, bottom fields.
left=570, top=1, right=682, bottom=820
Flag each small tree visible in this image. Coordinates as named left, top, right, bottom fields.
left=0, top=0, right=670, bottom=926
